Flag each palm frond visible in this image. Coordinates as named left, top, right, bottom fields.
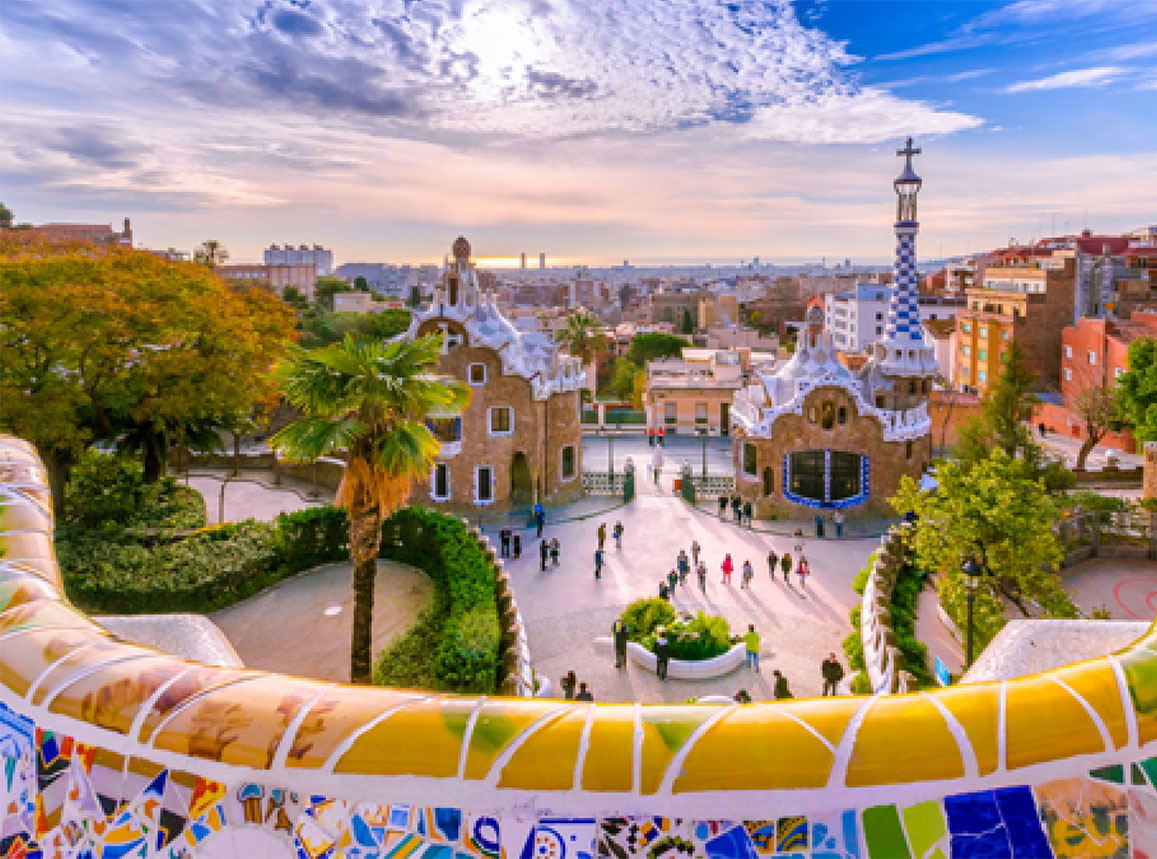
left=270, top=416, right=366, bottom=462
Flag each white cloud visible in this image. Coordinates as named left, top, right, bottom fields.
left=1005, top=65, right=1125, bottom=92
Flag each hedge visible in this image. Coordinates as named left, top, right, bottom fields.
left=59, top=506, right=349, bottom=614
left=642, top=610, right=731, bottom=661
left=378, top=507, right=500, bottom=694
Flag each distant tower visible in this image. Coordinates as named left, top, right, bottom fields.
left=539, top=252, right=546, bottom=270
left=871, top=137, right=937, bottom=408
left=444, top=235, right=474, bottom=309
left=520, top=252, right=527, bottom=270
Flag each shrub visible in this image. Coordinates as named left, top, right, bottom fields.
left=851, top=672, right=873, bottom=694
left=273, top=506, right=349, bottom=568
left=373, top=605, right=445, bottom=690
left=851, top=553, right=876, bottom=596
left=65, top=450, right=206, bottom=534
left=378, top=507, right=501, bottom=694
left=642, top=610, right=731, bottom=661
left=889, top=565, right=935, bottom=688
left=620, top=597, right=677, bottom=643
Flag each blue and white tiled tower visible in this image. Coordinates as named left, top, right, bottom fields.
left=871, top=137, right=938, bottom=405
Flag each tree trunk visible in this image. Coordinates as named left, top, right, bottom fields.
left=1076, top=437, right=1096, bottom=471
left=44, top=449, right=72, bottom=519
left=348, top=508, right=384, bottom=684
left=233, top=432, right=242, bottom=476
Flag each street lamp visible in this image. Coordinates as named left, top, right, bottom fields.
left=962, top=557, right=984, bottom=668
left=695, top=426, right=709, bottom=479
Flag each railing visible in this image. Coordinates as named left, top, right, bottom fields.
left=860, top=525, right=920, bottom=694
left=3, top=433, right=1157, bottom=859
left=691, top=473, right=736, bottom=495
left=581, top=470, right=627, bottom=494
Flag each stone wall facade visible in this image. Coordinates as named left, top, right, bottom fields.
left=733, top=384, right=930, bottom=519
left=412, top=317, right=583, bottom=511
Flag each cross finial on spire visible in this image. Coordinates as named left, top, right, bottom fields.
left=897, top=136, right=921, bottom=166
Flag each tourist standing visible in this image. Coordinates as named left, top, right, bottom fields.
left=535, top=503, right=545, bottom=538
left=677, top=550, right=690, bottom=584
left=597, top=522, right=607, bottom=551
left=721, top=553, right=734, bottom=585
left=512, top=532, right=522, bottom=559
left=612, top=618, right=630, bottom=669
left=834, top=509, right=844, bottom=539
left=659, top=581, right=670, bottom=601
left=691, top=539, right=701, bottom=566
left=499, top=527, right=512, bottom=557
left=744, top=624, right=760, bottom=672
left=667, top=568, right=679, bottom=593
left=654, top=627, right=671, bottom=680
left=594, top=547, right=604, bottom=580
left=821, top=652, right=845, bottom=696
left=560, top=670, right=577, bottom=699
left=613, top=521, right=624, bottom=549
left=767, top=549, right=779, bottom=580
left=575, top=682, right=594, bottom=701
left=540, top=539, right=549, bottom=572
left=550, top=537, right=560, bottom=567
left=696, top=561, right=707, bottom=593
left=718, top=494, right=728, bottom=518
left=797, top=556, right=810, bottom=589
left=780, top=552, right=792, bottom=584
left=652, top=447, right=664, bottom=485
left=741, top=559, right=754, bottom=589
left=731, top=494, right=742, bottom=522
left=743, top=500, right=753, bottom=527
left=773, top=670, right=793, bottom=699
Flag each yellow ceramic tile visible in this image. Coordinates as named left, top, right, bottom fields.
left=580, top=705, right=635, bottom=793
left=777, top=696, right=864, bottom=748
left=673, top=705, right=835, bottom=791
left=0, top=626, right=106, bottom=697
left=285, top=686, right=423, bottom=769
left=498, top=705, right=589, bottom=790
left=152, top=675, right=324, bottom=769
left=846, top=695, right=964, bottom=786
left=46, top=655, right=201, bottom=735
left=0, top=571, right=61, bottom=613
left=32, top=638, right=152, bottom=706
left=1052, top=658, right=1130, bottom=750
left=1116, top=642, right=1157, bottom=745
left=0, top=599, right=91, bottom=637
left=463, top=699, right=569, bottom=780
left=932, top=683, right=1001, bottom=776
left=0, top=531, right=56, bottom=563
left=0, top=500, right=52, bottom=533
left=136, top=666, right=253, bottom=742
left=640, top=705, right=719, bottom=795
left=334, top=696, right=474, bottom=777
left=1005, top=676, right=1105, bottom=770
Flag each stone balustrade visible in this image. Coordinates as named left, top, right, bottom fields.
left=859, top=525, right=919, bottom=694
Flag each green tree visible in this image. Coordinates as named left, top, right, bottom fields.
left=1073, top=385, right=1119, bottom=470
left=625, top=332, right=689, bottom=365
left=271, top=334, right=470, bottom=684
left=1, top=248, right=295, bottom=501
left=608, top=357, right=639, bottom=401
left=354, top=275, right=369, bottom=291
left=0, top=202, right=12, bottom=229
left=302, top=309, right=412, bottom=348
left=315, top=276, right=354, bottom=311
left=890, top=450, right=1077, bottom=653
left=1118, top=337, right=1157, bottom=443
left=407, top=285, right=422, bottom=308
left=681, top=307, right=694, bottom=334
left=557, top=308, right=606, bottom=397
left=193, top=239, right=228, bottom=268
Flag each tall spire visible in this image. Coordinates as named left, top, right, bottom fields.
left=873, top=138, right=937, bottom=377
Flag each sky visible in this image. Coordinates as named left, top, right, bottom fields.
left=1, top=0, right=1155, bottom=266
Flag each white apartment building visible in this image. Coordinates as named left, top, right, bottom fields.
left=264, top=244, right=334, bottom=276
left=826, top=285, right=963, bottom=354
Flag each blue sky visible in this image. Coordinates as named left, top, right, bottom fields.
left=1, top=0, right=1154, bottom=265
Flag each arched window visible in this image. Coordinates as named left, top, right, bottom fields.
left=905, top=440, right=913, bottom=460
left=448, top=276, right=459, bottom=305
left=821, top=401, right=835, bottom=430
left=762, top=466, right=774, bottom=496
left=837, top=406, right=848, bottom=425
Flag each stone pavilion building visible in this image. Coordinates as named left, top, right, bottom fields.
left=404, top=237, right=587, bottom=510
left=731, top=140, right=936, bottom=518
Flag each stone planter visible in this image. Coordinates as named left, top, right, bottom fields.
left=594, top=636, right=747, bottom=679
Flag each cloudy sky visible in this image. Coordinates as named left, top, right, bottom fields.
left=1, top=0, right=1155, bottom=266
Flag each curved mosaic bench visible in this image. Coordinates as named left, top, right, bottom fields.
left=2, top=434, right=1156, bottom=858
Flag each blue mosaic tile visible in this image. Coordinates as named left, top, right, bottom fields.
left=949, top=827, right=1012, bottom=859
left=994, top=785, right=1051, bottom=858
left=943, top=790, right=1002, bottom=835
left=705, top=824, right=757, bottom=859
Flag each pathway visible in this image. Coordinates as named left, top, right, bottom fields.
left=1062, top=558, right=1157, bottom=620
left=188, top=472, right=330, bottom=525
left=210, top=560, right=432, bottom=683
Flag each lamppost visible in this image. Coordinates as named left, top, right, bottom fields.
left=962, top=557, right=984, bottom=668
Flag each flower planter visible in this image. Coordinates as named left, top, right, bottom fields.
left=594, top=636, right=747, bottom=679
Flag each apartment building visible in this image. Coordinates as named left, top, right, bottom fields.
left=264, top=244, right=334, bottom=301
left=826, top=286, right=964, bottom=354
left=644, top=348, right=758, bottom=436
left=953, top=257, right=1076, bottom=393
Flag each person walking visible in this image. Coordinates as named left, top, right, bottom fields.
left=767, top=549, right=779, bottom=581
left=797, top=556, right=810, bottom=589
left=597, top=522, right=607, bottom=551
left=814, top=512, right=825, bottom=538
left=731, top=494, right=742, bottom=522
left=612, top=618, right=630, bottom=669
left=535, top=503, right=545, bottom=538
left=550, top=537, right=560, bottom=567
left=540, top=539, right=549, bottom=572
left=833, top=509, right=844, bottom=539
left=594, top=547, right=604, bottom=580
left=691, top=540, right=701, bottom=566
left=560, top=670, right=577, bottom=700
left=654, top=627, right=671, bottom=680
left=512, top=532, right=522, bottom=559
left=743, top=500, right=753, bottom=527
left=667, top=567, right=679, bottom=593
left=821, top=652, right=845, bottom=696
left=677, top=550, right=690, bottom=585
left=780, top=551, right=792, bottom=584
left=652, top=447, right=664, bottom=486
left=721, top=553, right=734, bottom=585
left=613, top=521, right=624, bottom=549
left=741, top=559, right=754, bottom=589
left=772, top=670, right=793, bottom=699
left=575, top=681, right=594, bottom=701
left=718, top=494, right=728, bottom=518
left=499, top=527, right=512, bottom=557
left=696, top=561, right=707, bottom=593
left=744, top=623, right=761, bottom=672
left=659, top=580, right=670, bottom=601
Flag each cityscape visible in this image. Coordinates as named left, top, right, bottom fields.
left=2, top=2, right=1157, bottom=858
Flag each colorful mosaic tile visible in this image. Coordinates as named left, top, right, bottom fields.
left=1035, top=777, right=1129, bottom=859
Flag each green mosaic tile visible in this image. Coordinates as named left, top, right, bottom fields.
left=901, top=800, right=946, bottom=857
left=1090, top=763, right=1124, bottom=784
left=862, top=805, right=911, bottom=859
left=1133, top=763, right=1147, bottom=786
left=1142, top=756, right=1157, bottom=789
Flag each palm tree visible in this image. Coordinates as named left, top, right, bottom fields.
left=557, top=308, right=605, bottom=400
left=271, top=333, right=470, bottom=684
left=193, top=239, right=228, bottom=268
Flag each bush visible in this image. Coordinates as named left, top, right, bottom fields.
left=642, top=610, right=731, bottom=661
left=889, top=565, right=934, bottom=688
left=65, top=450, right=206, bottom=534
left=373, top=606, right=445, bottom=690
left=273, top=506, right=349, bottom=568
left=851, top=553, right=875, bottom=596
left=378, top=507, right=501, bottom=694
left=851, top=672, right=873, bottom=694
left=620, top=597, right=677, bottom=643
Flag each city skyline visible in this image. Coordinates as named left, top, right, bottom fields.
left=1, top=0, right=1155, bottom=265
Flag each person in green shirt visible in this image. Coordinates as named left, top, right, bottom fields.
left=773, top=670, right=793, bottom=699
left=744, top=623, right=761, bottom=672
